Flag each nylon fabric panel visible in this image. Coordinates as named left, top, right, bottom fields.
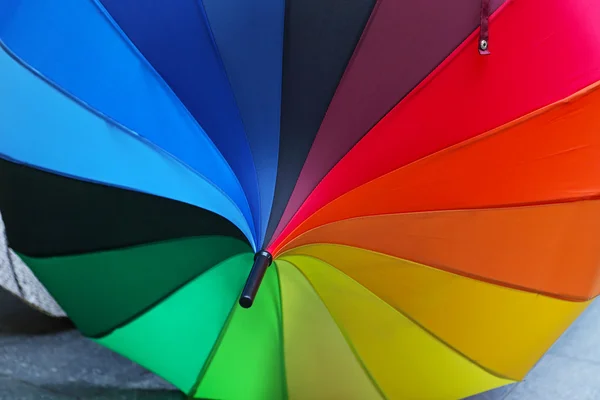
left=285, top=245, right=589, bottom=379
left=0, top=158, right=246, bottom=257
left=281, top=201, right=600, bottom=300
left=0, top=45, right=253, bottom=244
left=19, top=237, right=251, bottom=337
left=273, top=0, right=505, bottom=240
left=0, top=0, right=253, bottom=234
left=95, top=253, right=253, bottom=395
left=269, top=0, right=600, bottom=251
left=98, top=0, right=260, bottom=239
left=195, top=267, right=286, bottom=400
left=264, top=0, right=376, bottom=244
left=275, top=259, right=383, bottom=400
left=202, top=0, right=284, bottom=246
left=281, top=255, right=514, bottom=399
left=273, top=80, right=600, bottom=250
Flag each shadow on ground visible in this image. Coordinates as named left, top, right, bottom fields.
left=0, top=291, right=73, bottom=336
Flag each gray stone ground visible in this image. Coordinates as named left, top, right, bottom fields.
left=1, top=213, right=600, bottom=399
left=0, top=289, right=183, bottom=400
left=0, top=213, right=183, bottom=399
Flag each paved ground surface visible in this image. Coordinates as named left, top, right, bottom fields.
left=0, top=289, right=184, bottom=400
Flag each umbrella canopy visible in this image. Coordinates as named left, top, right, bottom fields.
left=1, top=0, right=600, bottom=398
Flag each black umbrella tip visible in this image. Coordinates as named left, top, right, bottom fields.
left=239, top=295, right=253, bottom=309
left=239, top=250, right=273, bottom=309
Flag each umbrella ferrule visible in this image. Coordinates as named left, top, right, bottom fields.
left=239, top=250, right=273, bottom=308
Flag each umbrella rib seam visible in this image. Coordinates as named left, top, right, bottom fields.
left=84, top=252, right=248, bottom=339
left=0, top=31, right=256, bottom=248
left=277, top=205, right=600, bottom=302
left=267, top=0, right=514, bottom=251
left=273, top=263, right=291, bottom=400
left=188, top=298, right=240, bottom=398
left=280, top=253, right=515, bottom=382
left=273, top=72, right=600, bottom=254
left=193, top=0, right=264, bottom=245
left=280, top=256, right=391, bottom=400
left=91, top=0, right=258, bottom=244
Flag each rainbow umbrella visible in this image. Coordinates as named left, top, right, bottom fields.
left=1, top=0, right=600, bottom=398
